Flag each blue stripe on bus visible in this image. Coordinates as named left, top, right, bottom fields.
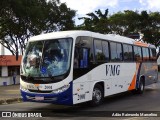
left=21, top=82, right=73, bottom=105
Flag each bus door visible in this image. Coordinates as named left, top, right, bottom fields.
left=73, top=47, right=91, bottom=104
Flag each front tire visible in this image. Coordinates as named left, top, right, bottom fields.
left=90, top=84, right=104, bottom=106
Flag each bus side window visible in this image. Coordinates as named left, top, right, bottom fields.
left=102, top=41, right=110, bottom=61
left=94, top=40, right=104, bottom=62
left=134, top=46, right=142, bottom=62
left=142, top=47, right=149, bottom=61
left=150, top=48, right=156, bottom=61
left=123, top=44, right=133, bottom=61
left=110, top=42, right=122, bottom=61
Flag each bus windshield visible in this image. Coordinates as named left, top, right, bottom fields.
left=22, top=38, right=72, bottom=78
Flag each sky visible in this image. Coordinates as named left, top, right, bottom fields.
left=60, top=0, right=160, bottom=25
left=2, top=0, right=160, bottom=55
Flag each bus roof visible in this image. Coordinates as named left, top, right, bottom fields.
left=29, top=30, right=156, bottom=48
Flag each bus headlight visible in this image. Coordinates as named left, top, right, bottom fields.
left=52, top=84, right=70, bottom=94
left=20, top=85, right=28, bottom=91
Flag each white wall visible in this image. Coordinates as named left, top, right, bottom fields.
left=0, top=42, right=12, bottom=55
left=1, top=66, right=8, bottom=76
left=0, top=75, right=20, bottom=86
left=0, top=43, right=5, bottom=55
left=0, top=66, right=20, bottom=86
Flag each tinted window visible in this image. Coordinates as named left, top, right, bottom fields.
left=110, top=42, right=122, bottom=61
left=142, top=47, right=149, bottom=61
left=79, top=48, right=89, bottom=68
left=74, top=36, right=92, bottom=68
left=150, top=48, right=157, bottom=61
left=110, top=42, right=117, bottom=61
left=102, top=41, right=109, bottom=61
left=94, top=40, right=106, bottom=62
left=134, top=46, right=142, bottom=61
left=75, top=36, right=91, bottom=48
left=123, top=44, right=133, bottom=61
left=75, top=36, right=93, bottom=62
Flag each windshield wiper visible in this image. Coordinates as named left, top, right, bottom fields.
left=49, top=74, right=55, bottom=80
left=26, top=74, right=34, bottom=81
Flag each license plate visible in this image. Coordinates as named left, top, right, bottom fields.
left=35, top=96, right=44, bottom=101
left=27, top=84, right=36, bottom=89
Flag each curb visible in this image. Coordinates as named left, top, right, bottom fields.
left=0, top=97, right=23, bottom=105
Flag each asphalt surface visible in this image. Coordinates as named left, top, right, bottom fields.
left=0, top=82, right=160, bottom=120
left=0, top=74, right=160, bottom=119
left=0, top=84, right=22, bottom=105
left=0, top=73, right=160, bottom=105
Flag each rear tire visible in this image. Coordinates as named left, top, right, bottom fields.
left=135, top=79, right=145, bottom=94
left=90, top=84, right=104, bottom=106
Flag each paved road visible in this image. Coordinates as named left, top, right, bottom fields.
left=0, top=82, right=160, bottom=120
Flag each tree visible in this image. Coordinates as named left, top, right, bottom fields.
left=0, top=0, right=76, bottom=59
left=149, top=12, right=160, bottom=46
left=108, top=11, right=126, bottom=35
left=108, top=10, right=140, bottom=35
left=78, top=9, right=110, bottom=33
left=138, top=11, right=160, bottom=46
left=78, top=9, right=160, bottom=46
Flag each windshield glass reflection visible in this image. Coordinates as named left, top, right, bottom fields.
left=22, top=38, right=72, bottom=78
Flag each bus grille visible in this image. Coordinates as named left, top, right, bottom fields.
left=28, top=89, right=52, bottom=93
left=26, top=96, right=57, bottom=101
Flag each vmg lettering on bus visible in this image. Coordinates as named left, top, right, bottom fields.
left=106, top=65, right=120, bottom=76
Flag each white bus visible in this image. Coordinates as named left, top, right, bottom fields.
left=20, top=31, right=158, bottom=106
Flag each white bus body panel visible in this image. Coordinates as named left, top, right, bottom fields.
left=73, top=63, right=136, bottom=104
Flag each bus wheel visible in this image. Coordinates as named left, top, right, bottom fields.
left=90, top=84, right=104, bottom=106
left=136, top=80, right=145, bottom=94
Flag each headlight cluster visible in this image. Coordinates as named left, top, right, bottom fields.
left=20, top=85, right=28, bottom=91
left=52, top=84, right=70, bottom=94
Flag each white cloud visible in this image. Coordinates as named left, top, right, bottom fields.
left=59, top=0, right=160, bottom=15
left=139, top=0, right=160, bottom=11
left=60, top=0, right=118, bottom=15
left=147, top=0, right=160, bottom=9
left=59, top=0, right=160, bottom=25
left=120, top=0, right=135, bottom=2
left=139, top=0, right=146, bottom=6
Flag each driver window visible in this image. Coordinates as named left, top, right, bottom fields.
left=74, top=47, right=89, bottom=69
left=74, top=47, right=79, bottom=68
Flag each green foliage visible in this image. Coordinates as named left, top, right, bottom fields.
left=0, top=0, right=76, bottom=56
left=78, top=9, right=110, bottom=34
left=78, top=9, right=160, bottom=46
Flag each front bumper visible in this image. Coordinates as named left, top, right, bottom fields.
left=20, top=83, right=73, bottom=105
